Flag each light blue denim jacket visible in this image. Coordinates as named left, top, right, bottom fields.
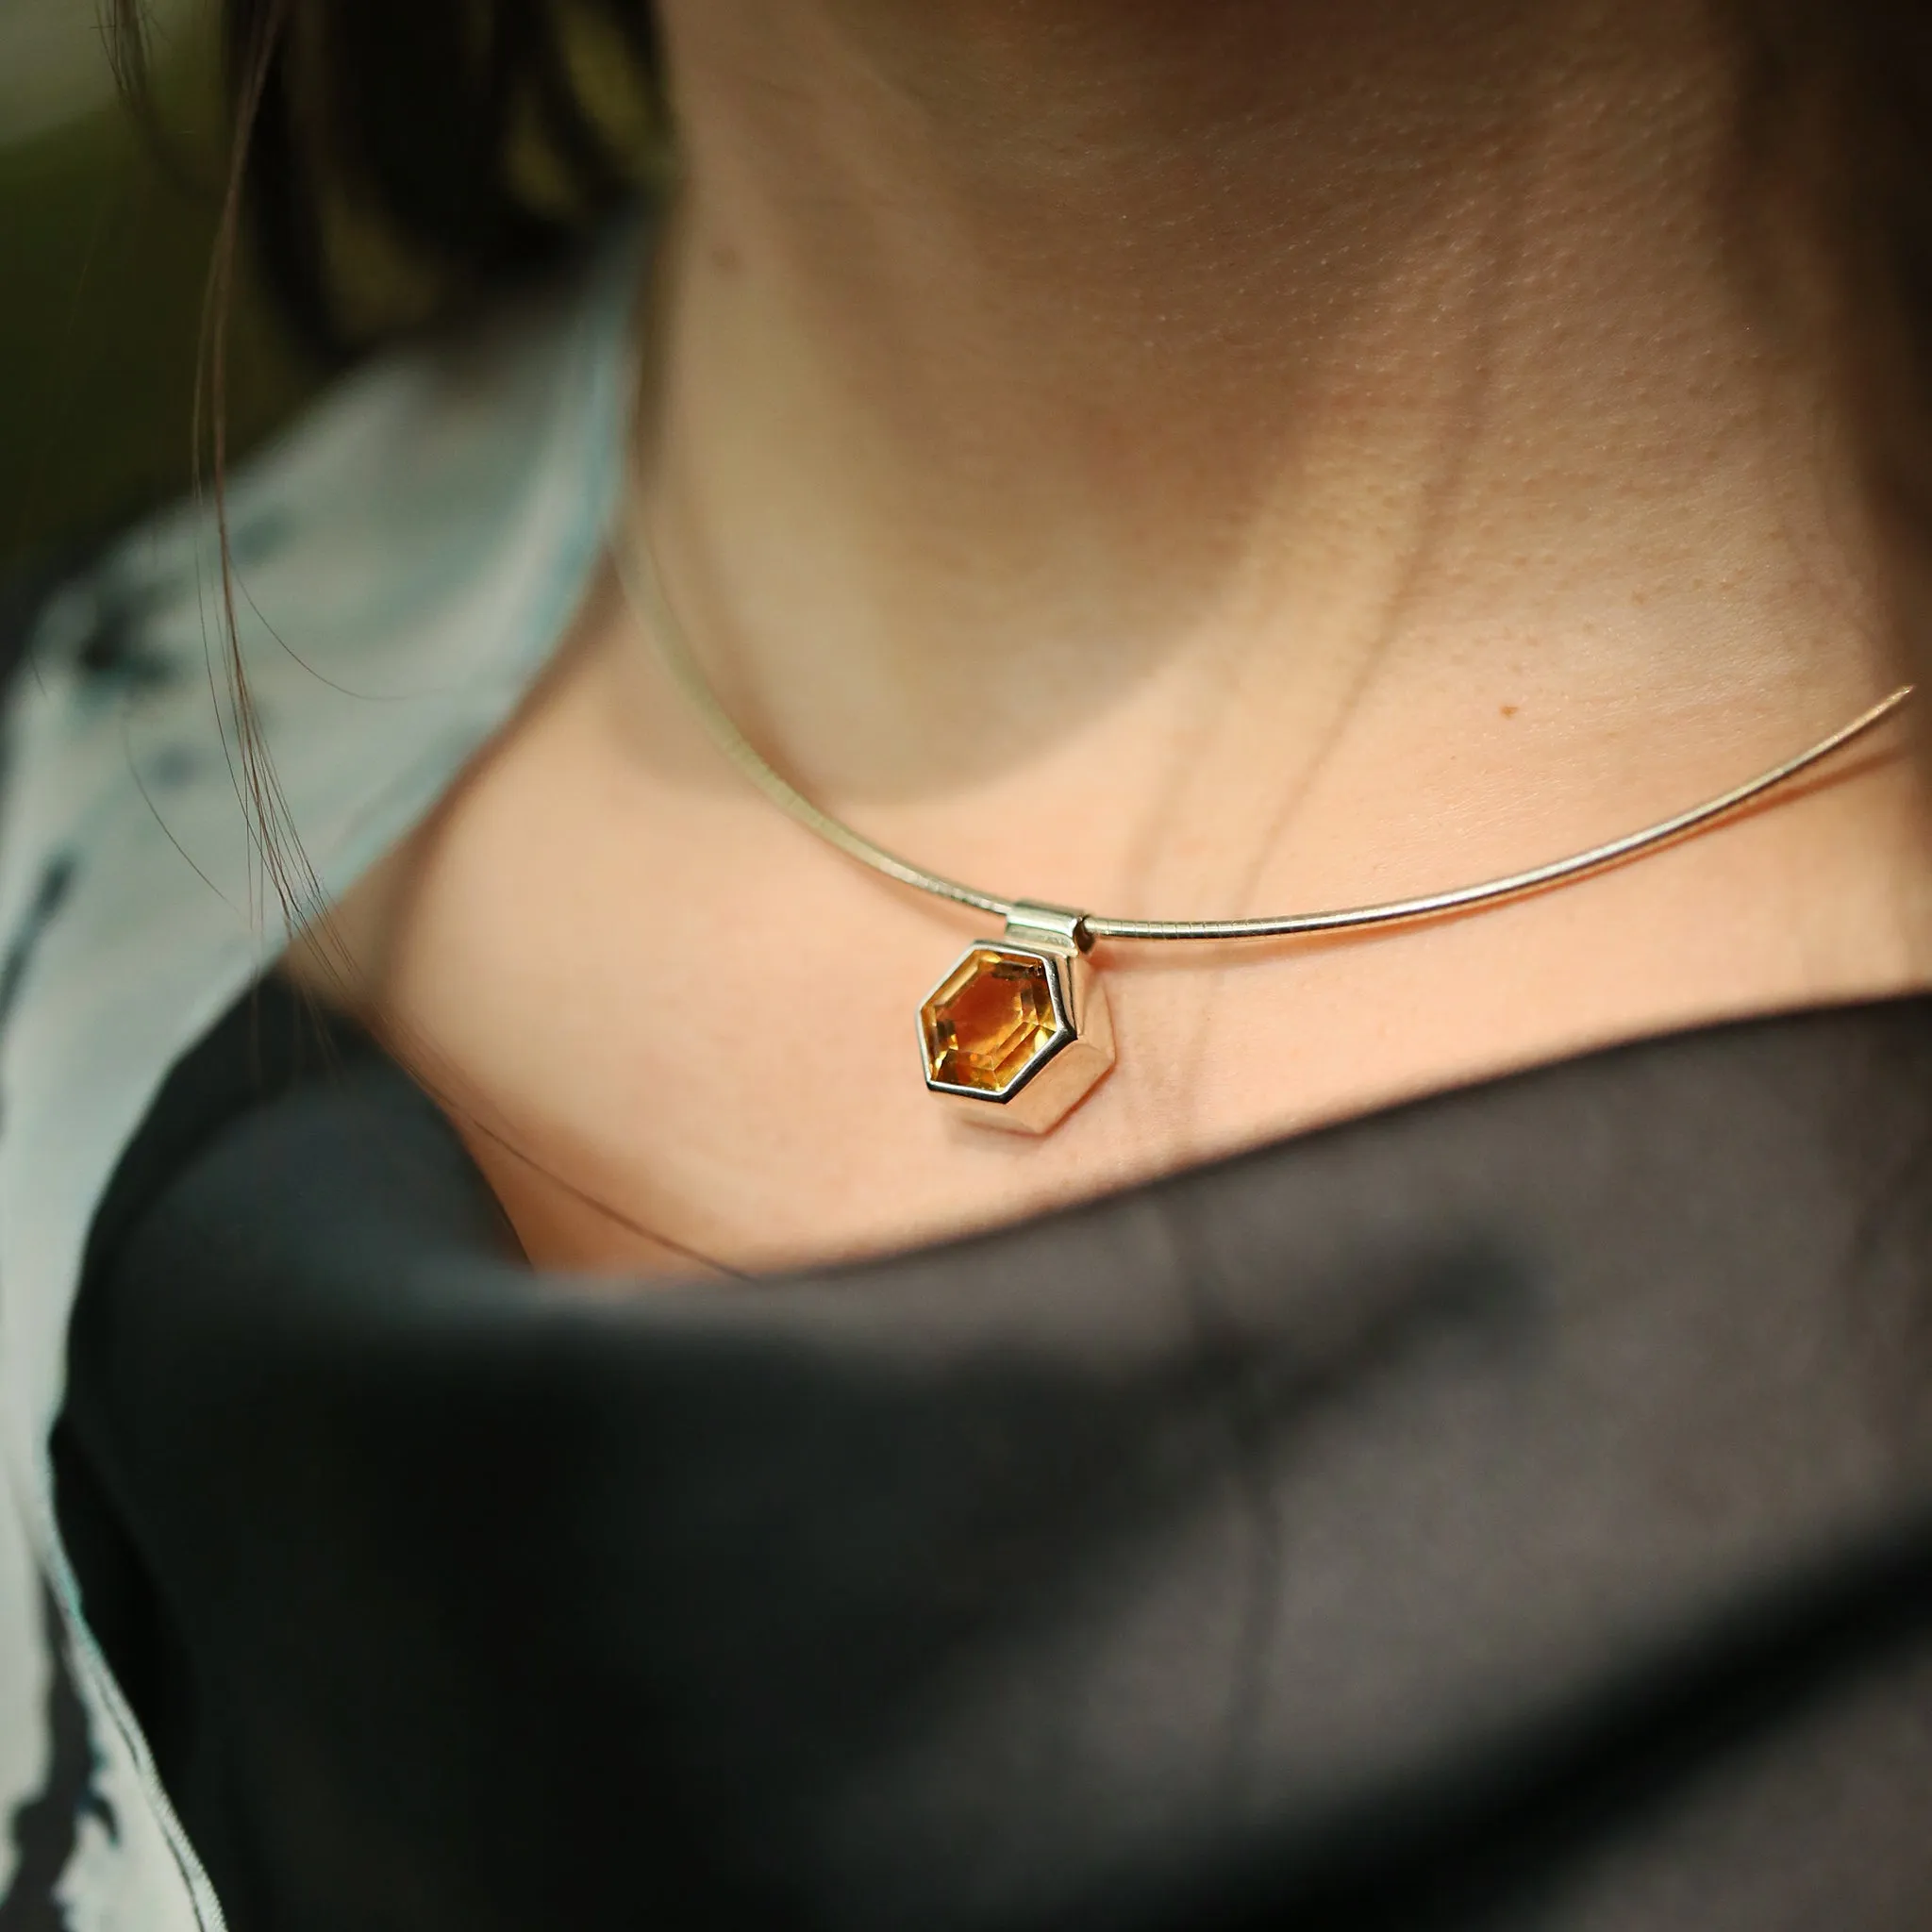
left=0, top=225, right=644, bottom=1929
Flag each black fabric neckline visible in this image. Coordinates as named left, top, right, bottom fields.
left=53, top=975, right=1932, bottom=1931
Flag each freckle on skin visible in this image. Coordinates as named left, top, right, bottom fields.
left=1501, top=704, right=1520, bottom=719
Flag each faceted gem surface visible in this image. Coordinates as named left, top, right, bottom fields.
left=922, top=947, right=1061, bottom=1094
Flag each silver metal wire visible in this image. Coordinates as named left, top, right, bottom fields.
left=611, top=508, right=1913, bottom=946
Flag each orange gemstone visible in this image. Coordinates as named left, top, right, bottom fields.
left=922, top=947, right=1062, bottom=1094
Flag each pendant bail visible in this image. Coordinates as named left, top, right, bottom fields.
left=1002, top=903, right=1093, bottom=953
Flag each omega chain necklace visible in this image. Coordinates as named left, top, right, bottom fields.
left=612, top=515, right=1913, bottom=1135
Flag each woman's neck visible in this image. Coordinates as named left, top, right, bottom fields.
left=645, top=0, right=1891, bottom=832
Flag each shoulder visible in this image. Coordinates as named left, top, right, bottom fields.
left=0, top=212, right=648, bottom=1481
left=0, top=211, right=650, bottom=1932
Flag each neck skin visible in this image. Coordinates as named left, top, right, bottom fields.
left=648, top=0, right=1897, bottom=833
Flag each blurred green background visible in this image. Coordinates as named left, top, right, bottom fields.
left=0, top=0, right=312, bottom=574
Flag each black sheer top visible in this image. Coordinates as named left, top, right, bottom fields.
left=51, top=980, right=1932, bottom=1929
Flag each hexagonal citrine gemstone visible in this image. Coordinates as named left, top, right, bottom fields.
left=922, top=947, right=1060, bottom=1093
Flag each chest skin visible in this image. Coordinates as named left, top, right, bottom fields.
left=281, top=562, right=1932, bottom=1281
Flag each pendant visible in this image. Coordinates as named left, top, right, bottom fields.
left=917, top=906, right=1116, bottom=1134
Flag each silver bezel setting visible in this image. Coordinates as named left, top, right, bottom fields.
left=918, top=927, right=1116, bottom=1134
